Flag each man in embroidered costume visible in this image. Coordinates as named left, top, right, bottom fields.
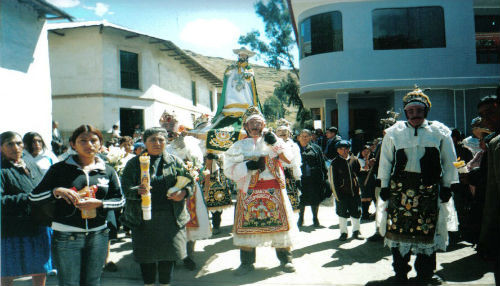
left=224, top=106, right=297, bottom=275
left=275, top=118, right=302, bottom=212
left=160, top=111, right=211, bottom=271
left=374, top=87, right=459, bottom=285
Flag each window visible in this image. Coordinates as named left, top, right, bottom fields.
left=310, top=108, right=321, bottom=120
left=209, top=90, right=214, bottom=111
left=372, top=6, right=445, bottom=50
left=120, top=50, right=139, bottom=89
left=475, top=14, right=500, bottom=64
left=191, top=81, right=197, bottom=106
left=300, top=11, right=343, bottom=58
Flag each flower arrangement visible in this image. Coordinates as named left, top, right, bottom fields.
left=106, top=146, right=127, bottom=176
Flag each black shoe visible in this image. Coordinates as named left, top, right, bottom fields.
left=234, top=264, right=255, bottom=276
left=339, top=233, right=348, bottom=241
left=183, top=257, right=196, bottom=271
left=103, top=262, right=118, bottom=272
left=297, top=217, right=303, bottom=227
left=352, top=230, right=364, bottom=240
left=366, top=275, right=408, bottom=285
left=368, top=233, right=383, bottom=242
left=281, top=262, right=296, bottom=273
left=313, top=218, right=320, bottom=227
left=409, top=274, right=443, bottom=285
left=361, top=214, right=371, bottom=222
left=212, top=228, right=221, bottom=235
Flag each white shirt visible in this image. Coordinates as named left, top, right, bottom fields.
left=281, top=138, right=302, bottom=180
left=23, top=149, right=59, bottom=174
left=224, top=136, right=289, bottom=191
left=377, top=120, right=459, bottom=188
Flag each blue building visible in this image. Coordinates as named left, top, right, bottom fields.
left=287, top=0, right=499, bottom=140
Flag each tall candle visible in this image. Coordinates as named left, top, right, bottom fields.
left=139, top=153, right=152, bottom=220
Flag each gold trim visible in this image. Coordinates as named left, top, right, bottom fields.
left=222, top=111, right=244, bottom=117
left=224, top=103, right=250, bottom=109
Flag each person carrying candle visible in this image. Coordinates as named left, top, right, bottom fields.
left=120, top=127, right=194, bottom=286
left=28, top=125, right=124, bottom=286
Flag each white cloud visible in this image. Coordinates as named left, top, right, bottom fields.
left=180, top=18, right=241, bottom=50
left=46, top=0, right=80, bottom=8
left=83, top=2, right=110, bottom=17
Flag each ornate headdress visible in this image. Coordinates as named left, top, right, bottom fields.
left=193, top=114, right=210, bottom=130
left=159, top=110, right=178, bottom=132
left=380, top=109, right=400, bottom=128
left=403, top=85, right=432, bottom=110
left=276, top=118, right=292, bottom=133
left=242, top=106, right=265, bottom=124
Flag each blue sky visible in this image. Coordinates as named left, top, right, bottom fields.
left=46, top=0, right=299, bottom=66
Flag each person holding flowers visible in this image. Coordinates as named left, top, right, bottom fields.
left=120, top=127, right=194, bottom=286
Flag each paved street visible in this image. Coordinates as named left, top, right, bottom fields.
left=16, top=205, right=495, bottom=285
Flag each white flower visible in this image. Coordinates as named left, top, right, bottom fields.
left=107, top=146, right=125, bottom=164
left=106, top=146, right=126, bottom=175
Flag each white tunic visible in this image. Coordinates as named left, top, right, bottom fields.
left=224, top=136, right=298, bottom=248
left=376, top=120, right=459, bottom=255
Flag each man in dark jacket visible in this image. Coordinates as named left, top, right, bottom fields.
left=478, top=94, right=500, bottom=284
left=324, top=126, right=342, bottom=161
left=330, top=140, right=363, bottom=241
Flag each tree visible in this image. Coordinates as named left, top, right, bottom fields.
left=262, top=96, right=286, bottom=122
left=241, top=0, right=312, bottom=128
left=238, top=0, right=299, bottom=79
left=274, top=73, right=302, bottom=110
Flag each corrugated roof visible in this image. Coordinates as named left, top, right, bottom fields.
left=21, top=0, right=73, bottom=21
left=48, top=21, right=223, bottom=88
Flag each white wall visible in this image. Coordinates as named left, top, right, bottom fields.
left=49, top=27, right=104, bottom=95
left=298, top=0, right=500, bottom=94
left=49, top=24, right=217, bottom=133
left=0, top=0, right=53, bottom=147
left=52, top=96, right=105, bottom=133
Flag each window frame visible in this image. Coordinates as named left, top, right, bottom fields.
left=119, top=49, right=140, bottom=90
left=191, top=80, right=197, bottom=106
left=299, top=10, right=343, bottom=59
left=371, top=6, right=446, bottom=51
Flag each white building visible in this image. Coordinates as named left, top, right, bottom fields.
left=47, top=21, right=223, bottom=139
left=0, top=0, right=71, bottom=145
left=287, top=0, right=500, bottom=139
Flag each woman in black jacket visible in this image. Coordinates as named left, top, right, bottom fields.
left=29, top=125, right=124, bottom=286
left=297, top=129, right=329, bottom=227
left=1, top=131, right=50, bottom=286
left=120, top=127, right=194, bottom=286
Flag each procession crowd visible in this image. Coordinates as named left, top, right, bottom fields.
left=1, top=87, right=499, bottom=286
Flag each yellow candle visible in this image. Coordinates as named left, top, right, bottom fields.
left=139, top=153, right=152, bottom=220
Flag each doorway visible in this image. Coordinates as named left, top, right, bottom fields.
left=330, top=108, right=383, bottom=141
left=120, top=108, right=144, bottom=137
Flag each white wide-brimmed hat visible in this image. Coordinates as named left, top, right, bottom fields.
left=233, top=47, right=256, bottom=58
